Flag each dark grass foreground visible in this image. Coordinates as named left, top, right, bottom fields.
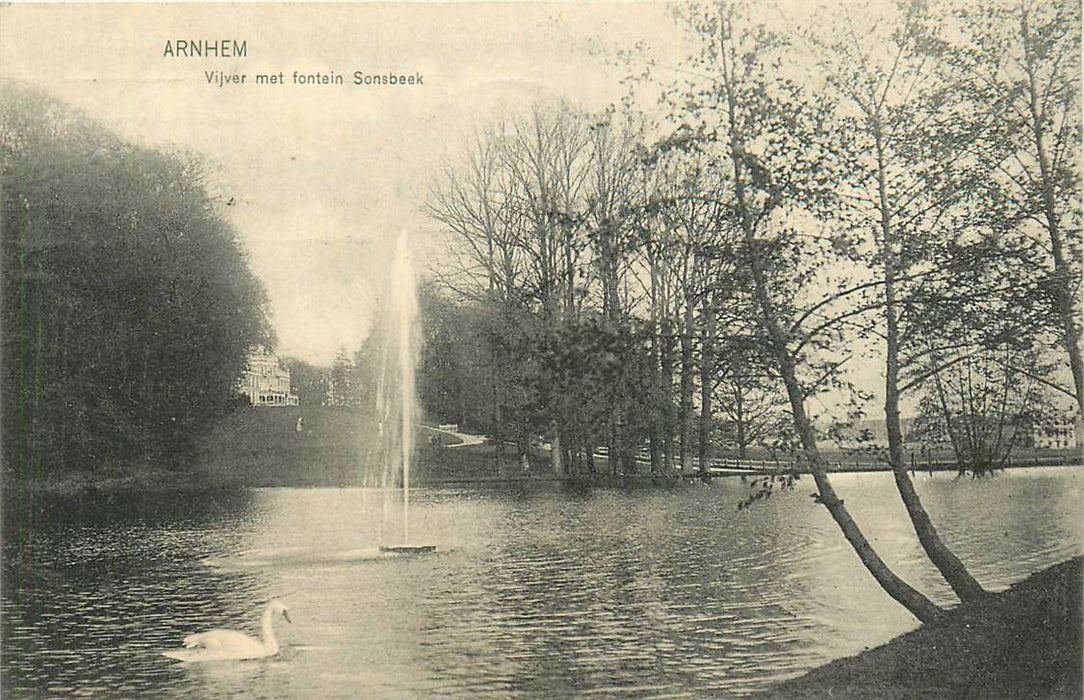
left=758, top=556, right=1083, bottom=699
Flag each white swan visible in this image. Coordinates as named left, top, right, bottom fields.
left=162, top=599, right=291, bottom=662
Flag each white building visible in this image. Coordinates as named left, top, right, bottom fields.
left=239, top=348, right=299, bottom=406
left=1033, top=415, right=1081, bottom=450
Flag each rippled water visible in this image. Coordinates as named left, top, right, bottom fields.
left=3, top=467, right=1081, bottom=698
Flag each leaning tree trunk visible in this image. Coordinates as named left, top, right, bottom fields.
left=747, top=232, right=946, bottom=623
left=719, top=32, right=942, bottom=620
left=886, top=290, right=986, bottom=602
left=877, top=130, right=987, bottom=604
left=757, top=274, right=943, bottom=624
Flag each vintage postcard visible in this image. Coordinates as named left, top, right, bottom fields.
left=2, top=2, right=1080, bottom=698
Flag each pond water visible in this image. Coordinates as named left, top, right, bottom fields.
left=3, top=467, right=1081, bottom=698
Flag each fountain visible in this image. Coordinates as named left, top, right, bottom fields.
left=202, top=232, right=434, bottom=571
left=372, top=231, right=435, bottom=555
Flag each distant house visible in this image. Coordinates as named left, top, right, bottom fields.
left=239, top=347, right=299, bottom=406
left=1030, top=414, right=1081, bottom=450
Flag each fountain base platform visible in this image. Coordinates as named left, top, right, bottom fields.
left=379, top=545, right=437, bottom=555
left=202, top=545, right=438, bottom=569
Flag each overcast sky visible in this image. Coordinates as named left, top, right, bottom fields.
left=1, top=2, right=698, bottom=364
left=2, top=1, right=941, bottom=421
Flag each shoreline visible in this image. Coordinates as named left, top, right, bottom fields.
left=12, top=409, right=1062, bottom=495
left=3, top=459, right=1081, bottom=500
left=756, top=556, right=1083, bottom=698
left=2, top=465, right=243, bottom=499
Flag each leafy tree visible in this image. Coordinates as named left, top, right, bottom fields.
left=2, top=82, right=272, bottom=477
left=666, top=0, right=944, bottom=622
left=417, top=283, right=493, bottom=430
left=952, top=0, right=1082, bottom=413
left=283, top=357, right=329, bottom=407
left=914, top=350, right=1055, bottom=473
left=803, top=0, right=990, bottom=602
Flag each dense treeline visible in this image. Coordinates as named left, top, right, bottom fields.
left=284, top=349, right=365, bottom=409
left=422, top=0, right=1080, bottom=620
left=419, top=97, right=805, bottom=476
left=423, top=0, right=1080, bottom=476
left=2, top=82, right=272, bottom=477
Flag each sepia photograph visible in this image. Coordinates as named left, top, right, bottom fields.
left=1, top=1, right=1081, bottom=697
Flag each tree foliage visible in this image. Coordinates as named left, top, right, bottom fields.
left=2, top=82, right=272, bottom=475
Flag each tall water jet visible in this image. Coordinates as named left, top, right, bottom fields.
left=372, top=232, right=434, bottom=554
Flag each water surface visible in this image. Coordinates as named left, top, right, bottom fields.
left=4, top=467, right=1081, bottom=697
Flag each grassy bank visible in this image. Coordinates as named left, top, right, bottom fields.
left=758, top=556, right=1083, bottom=699
left=1, top=462, right=252, bottom=532
left=197, top=405, right=372, bottom=487
left=2, top=407, right=508, bottom=501
left=195, top=406, right=504, bottom=487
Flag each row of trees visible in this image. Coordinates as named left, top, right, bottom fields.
left=2, top=82, right=273, bottom=475
left=422, top=0, right=1080, bottom=621
left=285, top=348, right=367, bottom=408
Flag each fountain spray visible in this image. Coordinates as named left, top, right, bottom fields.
left=375, top=232, right=434, bottom=554
left=392, top=231, right=416, bottom=544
